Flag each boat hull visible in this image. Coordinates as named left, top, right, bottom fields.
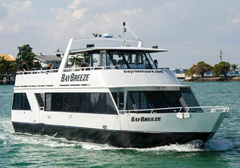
left=12, top=122, right=214, bottom=148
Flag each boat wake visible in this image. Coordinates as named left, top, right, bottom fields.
left=4, top=131, right=234, bottom=152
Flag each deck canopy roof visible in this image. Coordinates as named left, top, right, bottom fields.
left=68, top=47, right=168, bottom=55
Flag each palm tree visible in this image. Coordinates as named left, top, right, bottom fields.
left=16, top=44, right=36, bottom=70
left=69, top=56, right=84, bottom=68
left=34, top=61, right=42, bottom=70
left=0, top=57, right=16, bottom=77
left=0, top=57, right=8, bottom=76
left=5, top=61, right=17, bottom=75
left=231, top=64, right=238, bottom=72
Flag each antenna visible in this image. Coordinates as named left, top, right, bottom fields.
left=122, top=22, right=142, bottom=47
left=123, top=22, right=126, bottom=46
left=220, top=50, right=223, bottom=62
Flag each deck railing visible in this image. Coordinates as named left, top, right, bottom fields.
left=16, top=69, right=59, bottom=75
left=118, top=106, right=229, bottom=114
left=16, top=66, right=117, bottom=75
left=63, top=66, right=117, bottom=72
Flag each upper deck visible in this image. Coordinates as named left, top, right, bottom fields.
left=15, top=66, right=181, bottom=88
left=15, top=34, right=180, bottom=89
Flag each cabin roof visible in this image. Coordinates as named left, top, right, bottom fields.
left=36, top=55, right=62, bottom=62
left=69, top=47, right=168, bottom=54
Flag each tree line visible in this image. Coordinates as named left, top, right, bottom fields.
left=0, top=44, right=41, bottom=76
left=185, top=61, right=238, bottom=77
left=1, top=44, right=85, bottom=77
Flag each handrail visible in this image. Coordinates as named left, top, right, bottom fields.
left=63, top=66, right=117, bottom=72
left=16, top=69, right=59, bottom=75
left=118, top=106, right=229, bottom=114
left=16, top=66, right=117, bottom=75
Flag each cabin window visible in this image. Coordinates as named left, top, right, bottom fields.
left=107, top=51, right=154, bottom=69
left=112, top=92, right=124, bottom=110
left=144, top=52, right=155, bottom=69
left=35, top=93, right=44, bottom=110
left=110, top=51, right=128, bottom=69
left=180, top=87, right=201, bottom=112
left=45, top=93, right=52, bottom=111
left=88, top=50, right=156, bottom=69
left=124, top=52, right=145, bottom=69
left=91, top=53, right=101, bottom=67
left=126, top=90, right=201, bottom=113
left=12, top=93, right=31, bottom=110
left=127, top=91, right=174, bottom=112
left=45, top=93, right=117, bottom=114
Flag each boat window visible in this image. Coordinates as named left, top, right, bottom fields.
left=45, top=93, right=52, bottom=111
left=106, top=52, right=113, bottom=66
left=107, top=50, right=155, bottom=69
left=124, top=52, right=146, bottom=69
left=35, top=93, right=44, bottom=110
left=112, top=92, right=124, bottom=110
left=12, top=93, right=31, bottom=110
left=91, top=53, right=101, bottom=67
left=90, top=51, right=113, bottom=67
left=180, top=87, right=201, bottom=112
left=126, top=90, right=201, bottom=113
left=45, top=93, right=117, bottom=114
left=110, top=51, right=128, bottom=69
left=127, top=91, right=175, bottom=112
left=144, top=52, right=155, bottom=69
left=67, top=52, right=89, bottom=68
left=119, top=92, right=124, bottom=109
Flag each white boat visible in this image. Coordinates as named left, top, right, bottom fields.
left=170, top=68, right=188, bottom=79
left=11, top=23, right=230, bottom=148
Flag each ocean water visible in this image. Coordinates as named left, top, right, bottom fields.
left=0, top=82, right=239, bottom=168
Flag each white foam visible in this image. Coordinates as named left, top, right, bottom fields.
left=10, top=133, right=81, bottom=148
left=80, top=139, right=234, bottom=152
left=81, top=142, right=120, bottom=150
left=6, top=132, right=235, bottom=152
left=80, top=140, right=203, bottom=152
left=137, top=141, right=204, bottom=152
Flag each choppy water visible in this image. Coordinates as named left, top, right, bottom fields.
left=0, top=82, right=239, bottom=168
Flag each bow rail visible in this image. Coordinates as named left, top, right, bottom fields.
left=119, top=106, right=229, bottom=114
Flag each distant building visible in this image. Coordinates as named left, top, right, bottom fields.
left=35, top=53, right=62, bottom=69
left=0, top=54, right=16, bottom=61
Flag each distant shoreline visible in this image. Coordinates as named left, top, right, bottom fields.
left=184, top=76, right=240, bottom=82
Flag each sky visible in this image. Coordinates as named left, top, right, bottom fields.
left=0, top=0, right=240, bottom=68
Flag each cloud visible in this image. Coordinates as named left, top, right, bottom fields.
left=68, top=0, right=88, bottom=9
left=0, top=22, right=5, bottom=32
left=0, top=1, right=34, bottom=34
left=121, top=8, right=142, bottom=15
left=72, top=8, right=88, bottom=20
left=0, top=3, right=8, bottom=20
left=7, top=23, right=22, bottom=34
left=1, top=0, right=240, bottom=68
left=8, top=1, right=33, bottom=17
left=232, top=19, right=240, bottom=23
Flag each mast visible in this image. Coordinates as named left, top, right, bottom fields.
left=122, top=22, right=142, bottom=47
left=123, top=22, right=126, bottom=47
left=220, top=50, right=223, bottom=62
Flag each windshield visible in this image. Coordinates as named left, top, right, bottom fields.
left=67, top=50, right=157, bottom=69
left=108, top=50, right=155, bottom=69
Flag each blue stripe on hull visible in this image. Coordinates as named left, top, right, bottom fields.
left=12, top=122, right=214, bottom=148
